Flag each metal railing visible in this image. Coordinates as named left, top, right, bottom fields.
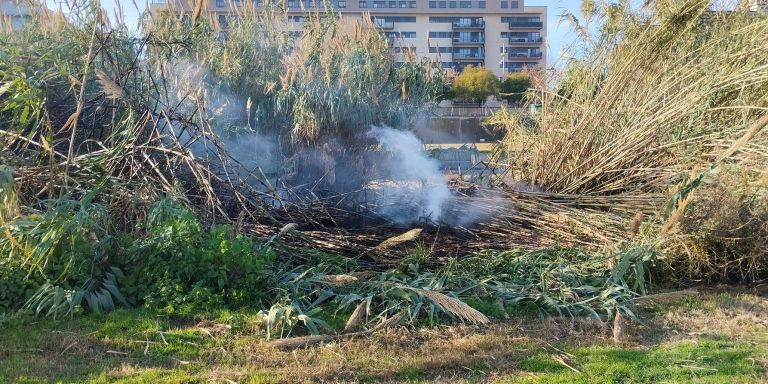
left=452, top=37, right=484, bottom=44
left=508, top=52, right=543, bottom=59
left=452, top=20, right=485, bottom=28
left=508, top=21, right=543, bottom=28
left=453, top=52, right=485, bottom=60
left=373, top=20, right=395, bottom=29
left=508, top=37, right=543, bottom=44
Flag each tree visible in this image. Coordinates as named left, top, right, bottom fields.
left=500, top=73, right=532, bottom=104
left=435, top=76, right=456, bottom=101
left=451, top=66, right=500, bottom=104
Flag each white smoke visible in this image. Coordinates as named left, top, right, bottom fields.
left=367, top=126, right=452, bottom=224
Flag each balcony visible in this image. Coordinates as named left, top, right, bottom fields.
left=373, top=20, right=395, bottom=29
left=452, top=37, right=484, bottom=45
left=508, top=52, right=543, bottom=59
left=453, top=52, right=484, bottom=61
left=508, top=21, right=543, bottom=29
left=452, top=20, right=485, bottom=29
left=508, top=37, right=543, bottom=45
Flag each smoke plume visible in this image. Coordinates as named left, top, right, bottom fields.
left=367, top=126, right=451, bottom=224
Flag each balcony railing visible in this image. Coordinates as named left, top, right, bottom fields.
left=452, top=37, right=484, bottom=44
left=508, top=37, right=543, bottom=44
left=453, top=52, right=485, bottom=60
left=373, top=20, right=395, bottom=29
left=508, top=52, right=543, bottom=59
left=452, top=20, right=485, bottom=28
left=508, top=21, right=543, bottom=29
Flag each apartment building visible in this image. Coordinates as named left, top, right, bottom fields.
left=149, top=0, right=546, bottom=77
left=1, top=0, right=35, bottom=32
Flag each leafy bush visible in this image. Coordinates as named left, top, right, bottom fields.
left=0, top=193, right=127, bottom=316
left=0, top=193, right=275, bottom=317
left=123, top=199, right=275, bottom=316
left=452, top=66, right=500, bottom=104
left=500, top=73, right=531, bottom=103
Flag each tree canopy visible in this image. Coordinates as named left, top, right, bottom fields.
left=452, top=66, right=500, bottom=103
left=500, top=73, right=532, bottom=103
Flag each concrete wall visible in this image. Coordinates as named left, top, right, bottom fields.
left=411, top=113, right=501, bottom=144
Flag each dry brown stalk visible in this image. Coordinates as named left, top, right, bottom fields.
left=416, top=289, right=489, bottom=325
left=344, top=301, right=367, bottom=332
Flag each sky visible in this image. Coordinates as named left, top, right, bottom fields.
left=47, top=0, right=585, bottom=66
left=529, top=0, right=583, bottom=67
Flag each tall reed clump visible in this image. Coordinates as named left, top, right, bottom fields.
left=147, top=2, right=443, bottom=191
left=0, top=0, right=441, bottom=217
left=489, top=0, right=768, bottom=282
left=0, top=1, right=442, bottom=317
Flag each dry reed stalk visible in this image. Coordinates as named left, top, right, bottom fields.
left=344, top=301, right=367, bottom=332
left=416, top=289, right=489, bottom=325
left=612, top=311, right=625, bottom=343
left=374, top=228, right=423, bottom=251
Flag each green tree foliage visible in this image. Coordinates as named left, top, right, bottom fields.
left=452, top=66, right=500, bottom=103
left=500, top=73, right=531, bottom=103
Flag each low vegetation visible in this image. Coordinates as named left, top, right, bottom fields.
left=1, top=290, right=767, bottom=382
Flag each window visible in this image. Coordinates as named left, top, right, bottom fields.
left=429, top=46, right=452, bottom=53
left=338, top=0, right=346, bottom=7
left=478, top=1, right=485, bottom=8
left=500, top=0, right=507, bottom=7
left=459, top=1, right=470, bottom=7
left=218, top=14, right=228, bottom=28
left=429, top=31, right=452, bottom=38
left=216, top=0, right=224, bottom=6
left=410, top=1, right=416, bottom=7
left=373, top=0, right=385, bottom=7
left=510, top=0, right=518, bottom=7
left=254, top=0, right=262, bottom=5
left=359, top=0, right=367, bottom=6
left=399, top=1, right=407, bottom=6
left=439, top=1, right=446, bottom=7
left=449, top=1, right=456, bottom=7
left=384, top=31, right=416, bottom=38
left=389, top=0, right=396, bottom=6
left=371, top=16, right=416, bottom=22
left=287, top=0, right=297, bottom=6
left=429, top=0, right=436, bottom=7
left=503, top=16, right=541, bottom=22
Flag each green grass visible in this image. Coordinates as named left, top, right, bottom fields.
left=1, top=291, right=766, bottom=383
left=513, top=337, right=765, bottom=383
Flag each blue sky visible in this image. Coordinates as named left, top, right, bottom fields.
left=529, top=0, right=582, bottom=66
left=51, top=0, right=584, bottom=66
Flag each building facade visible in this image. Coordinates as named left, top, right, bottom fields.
left=1, top=0, right=35, bottom=32
left=149, top=0, right=546, bottom=77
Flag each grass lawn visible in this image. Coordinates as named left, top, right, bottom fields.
left=1, top=290, right=766, bottom=383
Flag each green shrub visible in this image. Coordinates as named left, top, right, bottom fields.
left=122, top=199, right=275, bottom=316
left=500, top=73, right=531, bottom=103
left=0, top=196, right=125, bottom=316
